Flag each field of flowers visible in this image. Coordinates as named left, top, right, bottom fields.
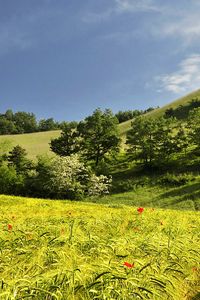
left=0, top=194, right=199, bottom=299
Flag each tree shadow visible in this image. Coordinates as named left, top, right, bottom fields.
left=158, top=183, right=200, bottom=199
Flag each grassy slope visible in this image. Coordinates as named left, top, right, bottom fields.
left=87, top=179, right=200, bottom=211
left=0, top=89, right=200, bottom=158
left=119, top=88, right=200, bottom=136
left=0, top=130, right=61, bottom=159
left=0, top=194, right=199, bottom=299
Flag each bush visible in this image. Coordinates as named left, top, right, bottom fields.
left=88, top=174, right=112, bottom=196
left=158, top=173, right=195, bottom=186
left=27, top=154, right=112, bottom=200
left=111, top=179, right=136, bottom=193
left=0, top=163, right=24, bottom=195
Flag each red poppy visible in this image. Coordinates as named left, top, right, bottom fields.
left=8, top=224, right=12, bottom=230
left=137, top=207, right=144, bottom=214
left=123, top=262, right=134, bottom=268
left=192, top=267, right=198, bottom=272
left=60, top=228, right=65, bottom=235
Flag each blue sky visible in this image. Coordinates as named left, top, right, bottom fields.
left=1, top=0, right=200, bottom=121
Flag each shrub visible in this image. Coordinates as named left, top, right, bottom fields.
left=88, top=174, right=112, bottom=196
left=28, top=154, right=112, bottom=200
left=0, top=163, right=24, bottom=195
left=158, top=173, right=195, bottom=186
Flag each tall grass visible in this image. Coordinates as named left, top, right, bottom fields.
left=0, top=195, right=199, bottom=299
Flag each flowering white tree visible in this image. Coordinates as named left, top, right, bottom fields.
left=88, top=174, right=112, bottom=196
left=46, top=154, right=112, bottom=199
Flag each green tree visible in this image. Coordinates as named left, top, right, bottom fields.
left=50, top=122, right=80, bottom=156
left=14, top=111, right=37, bottom=133
left=0, top=117, right=16, bottom=134
left=77, top=109, right=121, bottom=166
left=174, top=126, right=190, bottom=155
left=7, top=145, right=32, bottom=174
left=38, top=118, right=59, bottom=131
left=188, top=107, right=200, bottom=150
left=0, top=163, right=24, bottom=195
left=126, top=116, right=175, bottom=165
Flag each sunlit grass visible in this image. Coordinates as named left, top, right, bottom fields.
left=0, top=194, right=199, bottom=299
left=0, top=130, right=61, bottom=159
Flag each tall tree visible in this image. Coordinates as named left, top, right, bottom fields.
left=38, top=118, right=59, bottom=131
left=126, top=116, right=175, bottom=164
left=77, top=109, right=120, bottom=166
left=7, top=145, right=32, bottom=174
left=188, top=107, right=200, bottom=151
left=50, top=122, right=79, bottom=156
left=14, top=112, right=37, bottom=133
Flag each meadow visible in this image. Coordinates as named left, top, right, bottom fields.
left=0, top=194, right=199, bottom=300
left=0, top=130, right=60, bottom=160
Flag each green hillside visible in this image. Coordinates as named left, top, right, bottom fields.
left=0, top=130, right=61, bottom=159
left=119, top=88, right=200, bottom=136
left=0, top=89, right=200, bottom=159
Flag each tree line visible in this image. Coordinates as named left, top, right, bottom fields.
left=0, top=107, right=157, bottom=135
left=50, top=107, right=200, bottom=168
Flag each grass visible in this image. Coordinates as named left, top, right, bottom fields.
left=86, top=180, right=200, bottom=211
left=0, top=130, right=61, bottom=159
left=119, top=88, right=200, bottom=136
left=0, top=194, right=199, bottom=299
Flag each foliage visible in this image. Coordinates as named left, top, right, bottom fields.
left=7, top=145, right=33, bottom=174
left=47, top=155, right=90, bottom=199
left=14, top=111, right=38, bottom=133
left=165, top=98, right=200, bottom=119
left=50, top=122, right=80, bottom=156
left=87, top=174, right=112, bottom=196
left=188, top=107, right=200, bottom=150
left=126, top=116, right=176, bottom=164
left=38, top=118, right=59, bottom=131
left=0, top=109, right=75, bottom=135
left=78, top=108, right=121, bottom=166
left=25, top=154, right=112, bottom=199
left=115, top=109, right=143, bottom=123
left=0, top=163, right=24, bottom=194
left=157, top=173, right=196, bottom=187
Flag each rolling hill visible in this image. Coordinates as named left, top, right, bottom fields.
left=119, top=88, right=200, bottom=136
left=0, top=89, right=200, bottom=159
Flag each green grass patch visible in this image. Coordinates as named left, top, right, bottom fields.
left=87, top=179, right=200, bottom=211
left=0, top=130, right=61, bottom=159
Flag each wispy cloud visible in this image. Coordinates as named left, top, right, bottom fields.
left=156, top=54, right=200, bottom=94
left=153, top=13, right=200, bottom=45
left=83, top=0, right=200, bottom=49
left=82, top=0, right=160, bottom=23
left=115, top=0, right=160, bottom=13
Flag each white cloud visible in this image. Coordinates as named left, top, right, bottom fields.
left=158, top=16, right=200, bottom=43
left=157, top=54, right=200, bottom=94
left=82, top=0, right=160, bottom=23
left=115, top=0, right=160, bottom=13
